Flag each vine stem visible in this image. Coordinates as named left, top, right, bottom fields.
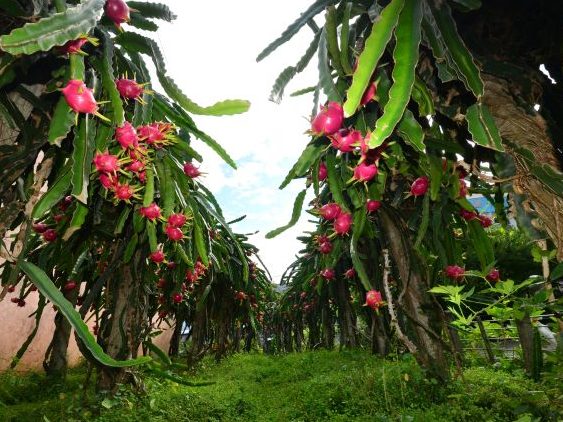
left=382, top=248, right=418, bottom=355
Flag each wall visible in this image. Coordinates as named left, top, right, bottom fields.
left=0, top=285, right=173, bottom=372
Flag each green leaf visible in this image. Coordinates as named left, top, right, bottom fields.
left=397, top=109, right=424, bottom=152
left=143, top=166, right=155, bottom=207
left=342, top=0, right=405, bottom=117
left=62, top=202, right=89, bottom=241
left=339, top=2, right=353, bottom=74
left=32, top=164, right=72, bottom=219
left=318, top=28, right=341, bottom=102
left=123, top=234, right=138, bottom=263
left=193, top=216, right=208, bottom=266
left=427, top=0, right=484, bottom=97
left=146, top=221, right=158, bottom=252
left=467, top=219, right=494, bottom=270
left=157, top=72, right=250, bottom=116
left=114, top=207, right=131, bottom=235
left=369, top=0, right=422, bottom=148
left=324, top=6, right=344, bottom=76
left=466, top=103, right=504, bottom=151
left=96, top=31, right=125, bottom=126
left=269, top=31, right=321, bottom=103
left=114, top=31, right=166, bottom=73
left=48, top=55, right=85, bottom=146
left=256, top=0, right=337, bottom=62
left=279, top=142, right=325, bottom=189
left=0, top=0, right=105, bottom=55
left=128, top=15, right=158, bottom=32
left=155, top=159, right=175, bottom=217
left=144, top=341, right=172, bottom=366
left=450, top=0, right=482, bottom=13
left=414, top=193, right=430, bottom=248
left=185, top=125, right=237, bottom=169
left=428, top=155, right=443, bottom=201
left=350, top=211, right=371, bottom=290
left=127, top=2, right=177, bottom=21
left=412, top=77, right=434, bottom=116
left=325, top=152, right=346, bottom=208
left=70, top=117, right=94, bottom=204
left=550, top=262, right=563, bottom=281
left=266, top=189, right=307, bottom=238
left=47, top=97, right=75, bottom=146
left=19, top=261, right=150, bottom=367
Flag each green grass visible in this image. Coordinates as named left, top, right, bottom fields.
left=0, top=350, right=561, bottom=421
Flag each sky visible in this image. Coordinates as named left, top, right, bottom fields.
left=153, top=1, right=320, bottom=282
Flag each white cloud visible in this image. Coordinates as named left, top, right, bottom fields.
left=156, top=1, right=320, bottom=282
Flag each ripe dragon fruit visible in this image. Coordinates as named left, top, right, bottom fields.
left=364, top=290, right=384, bottom=310
left=320, top=268, right=335, bottom=280
left=150, top=250, right=165, bottom=263
left=318, top=162, right=328, bottom=181
left=319, top=203, right=342, bottom=221
left=331, top=128, right=361, bottom=153
left=333, top=212, right=352, bottom=235
left=410, top=176, right=429, bottom=197
left=444, top=265, right=465, bottom=280
left=183, top=162, right=201, bottom=178
left=42, top=229, right=57, bottom=242
left=104, top=0, right=130, bottom=28
left=353, top=162, right=378, bottom=182
left=139, top=203, right=161, bottom=220
left=319, top=241, right=332, bottom=254
left=167, top=213, right=187, bottom=227
left=344, top=268, right=356, bottom=279
left=360, top=82, right=377, bottom=106
left=115, top=121, right=138, bottom=149
left=486, top=268, right=500, bottom=282
left=366, top=200, right=381, bottom=213
left=114, top=183, right=135, bottom=201
left=115, top=78, right=145, bottom=100
left=61, top=79, right=98, bottom=114
left=165, top=225, right=184, bottom=242
left=311, top=102, right=344, bottom=136
left=93, top=151, right=120, bottom=173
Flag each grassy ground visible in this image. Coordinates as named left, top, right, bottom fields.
left=0, top=350, right=561, bottom=421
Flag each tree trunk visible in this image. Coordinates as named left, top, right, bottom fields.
left=97, top=264, right=146, bottom=391
left=169, top=309, right=186, bottom=358
left=294, top=318, right=303, bottom=352
left=516, top=313, right=535, bottom=375
left=43, top=285, right=79, bottom=379
left=232, top=323, right=242, bottom=353
left=334, top=279, right=357, bottom=348
left=187, top=304, right=208, bottom=366
left=244, top=326, right=254, bottom=352
left=321, top=304, right=334, bottom=349
left=307, top=313, right=320, bottom=350
left=370, top=313, right=389, bottom=356
left=380, top=209, right=450, bottom=382
left=283, top=323, right=294, bottom=352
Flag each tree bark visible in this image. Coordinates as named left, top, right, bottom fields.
left=516, top=313, right=535, bottom=375
left=187, top=304, right=208, bottom=366
left=321, top=304, right=334, bottom=349
left=380, top=209, right=450, bottom=382
left=294, top=318, right=303, bottom=352
left=335, top=279, right=357, bottom=348
left=43, top=285, right=79, bottom=379
left=97, top=264, right=146, bottom=391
